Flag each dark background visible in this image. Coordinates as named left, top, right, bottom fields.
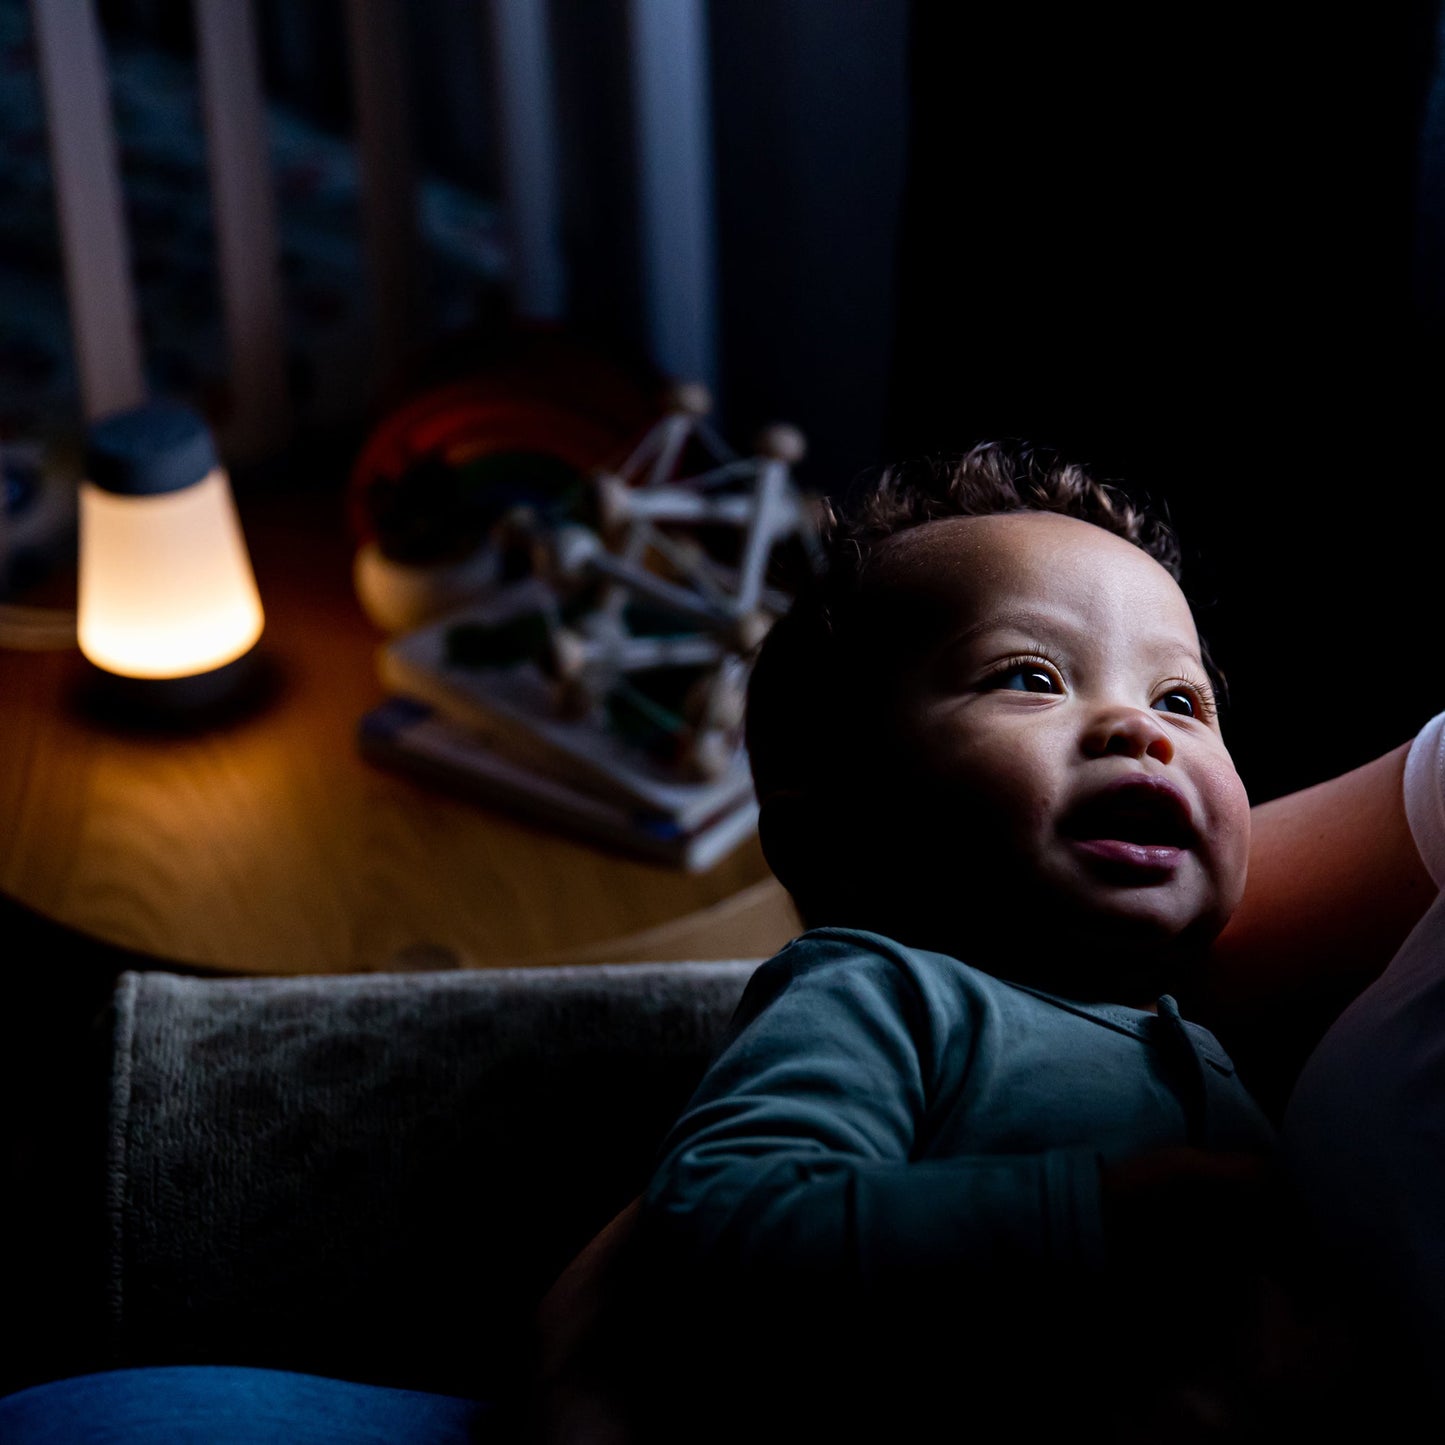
left=888, top=2, right=1445, bottom=804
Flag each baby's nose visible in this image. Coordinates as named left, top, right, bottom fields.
left=1082, top=706, right=1175, bottom=764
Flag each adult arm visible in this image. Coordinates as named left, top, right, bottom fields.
left=1204, top=739, right=1435, bottom=1009
left=526, top=1198, right=643, bottom=1445
left=1186, top=720, right=1443, bottom=1112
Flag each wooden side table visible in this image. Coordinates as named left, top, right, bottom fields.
left=0, top=483, right=796, bottom=975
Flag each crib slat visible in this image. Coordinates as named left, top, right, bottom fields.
left=194, top=0, right=292, bottom=459
left=343, top=0, right=427, bottom=389
left=488, top=0, right=566, bottom=321
left=624, top=0, right=719, bottom=394
left=30, top=0, right=147, bottom=422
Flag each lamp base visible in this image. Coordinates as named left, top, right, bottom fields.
left=75, top=646, right=277, bottom=729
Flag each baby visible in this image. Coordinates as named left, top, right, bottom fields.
left=533, top=441, right=1439, bottom=1442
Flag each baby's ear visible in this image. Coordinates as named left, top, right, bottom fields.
left=757, top=789, right=821, bottom=901
left=758, top=787, right=871, bottom=906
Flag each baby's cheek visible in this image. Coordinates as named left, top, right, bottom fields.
left=976, top=764, right=1058, bottom=844
left=1201, top=757, right=1252, bottom=908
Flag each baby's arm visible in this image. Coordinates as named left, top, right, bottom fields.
left=528, top=942, right=1101, bottom=1441
left=643, top=942, right=1103, bottom=1302
left=633, top=938, right=1282, bottom=1432
left=531, top=939, right=1279, bottom=1438
left=631, top=943, right=1109, bottom=1431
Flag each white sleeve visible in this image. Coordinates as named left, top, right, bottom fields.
left=1404, top=710, right=1445, bottom=890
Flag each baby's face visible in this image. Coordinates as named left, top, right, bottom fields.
left=860, top=511, right=1250, bottom=997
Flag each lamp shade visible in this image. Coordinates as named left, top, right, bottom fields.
left=78, top=404, right=264, bottom=680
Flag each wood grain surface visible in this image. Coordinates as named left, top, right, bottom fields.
left=0, top=483, right=796, bottom=975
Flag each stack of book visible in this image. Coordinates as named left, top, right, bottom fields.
left=358, top=582, right=759, bottom=871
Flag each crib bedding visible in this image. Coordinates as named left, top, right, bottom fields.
left=0, top=3, right=507, bottom=445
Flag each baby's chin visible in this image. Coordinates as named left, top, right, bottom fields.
left=879, top=879, right=1224, bottom=1005
left=1003, top=944, right=1205, bottom=1008
left=989, top=905, right=1220, bottom=1006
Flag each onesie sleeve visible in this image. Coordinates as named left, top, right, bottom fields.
left=1405, top=709, right=1445, bottom=889
left=642, top=935, right=1105, bottom=1317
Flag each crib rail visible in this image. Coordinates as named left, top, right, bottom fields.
left=27, top=0, right=719, bottom=459
left=195, top=0, right=291, bottom=454
left=30, top=0, right=146, bottom=423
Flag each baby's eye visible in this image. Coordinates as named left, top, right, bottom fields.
left=1153, top=689, right=1198, bottom=717
left=991, top=664, right=1061, bottom=694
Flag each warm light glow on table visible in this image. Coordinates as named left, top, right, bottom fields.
left=78, top=470, right=265, bottom=679
left=0, top=483, right=784, bottom=975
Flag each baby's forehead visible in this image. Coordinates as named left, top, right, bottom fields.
left=871, top=508, right=1143, bottom=574
left=858, top=511, right=1198, bottom=655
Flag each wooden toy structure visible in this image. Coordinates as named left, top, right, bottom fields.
left=488, top=382, right=821, bottom=780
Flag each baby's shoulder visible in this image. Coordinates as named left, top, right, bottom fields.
left=747, top=925, right=1013, bottom=1021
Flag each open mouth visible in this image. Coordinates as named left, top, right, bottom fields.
left=1059, top=780, right=1195, bottom=880
left=1060, top=779, right=1196, bottom=849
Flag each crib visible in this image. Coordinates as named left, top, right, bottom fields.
left=27, top=0, right=719, bottom=462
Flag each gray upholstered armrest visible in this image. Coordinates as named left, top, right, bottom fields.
left=103, top=961, right=757, bottom=1399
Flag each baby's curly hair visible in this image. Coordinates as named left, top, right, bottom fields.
left=746, top=439, right=1217, bottom=924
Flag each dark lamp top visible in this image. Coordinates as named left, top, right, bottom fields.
left=85, top=403, right=220, bottom=496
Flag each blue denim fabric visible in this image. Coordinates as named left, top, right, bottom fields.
left=0, top=1366, right=494, bottom=1443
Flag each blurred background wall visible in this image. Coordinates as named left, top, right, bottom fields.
left=58, top=0, right=909, bottom=493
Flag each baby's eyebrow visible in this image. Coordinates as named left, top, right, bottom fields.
left=943, top=609, right=1065, bottom=648
left=924, top=611, right=1074, bottom=679
left=941, top=612, right=1206, bottom=671
left=1137, top=636, right=1211, bottom=673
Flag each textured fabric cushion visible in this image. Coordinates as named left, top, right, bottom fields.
left=103, top=962, right=758, bottom=1400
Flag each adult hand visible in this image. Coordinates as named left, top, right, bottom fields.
left=527, top=1195, right=644, bottom=1445
left=1100, top=1146, right=1278, bottom=1275
left=1099, top=1147, right=1305, bottom=1434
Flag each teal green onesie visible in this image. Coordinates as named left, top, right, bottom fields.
left=638, top=926, right=1276, bottom=1438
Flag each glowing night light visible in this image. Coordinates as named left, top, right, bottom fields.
left=78, top=404, right=264, bottom=685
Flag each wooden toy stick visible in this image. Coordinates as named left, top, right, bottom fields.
left=614, top=379, right=707, bottom=482
left=592, top=473, right=633, bottom=537
left=618, top=635, right=723, bottom=671
left=730, top=458, right=791, bottom=617
left=596, top=472, right=773, bottom=537
left=609, top=488, right=760, bottom=528
left=690, top=555, right=793, bottom=615
left=603, top=410, right=695, bottom=626
left=685, top=658, right=747, bottom=732
left=643, top=411, right=695, bottom=490
left=584, top=549, right=732, bottom=627
left=679, top=727, right=734, bottom=781
left=676, top=460, right=756, bottom=491
left=614, top=412, right=669, bottom=480
left=729, top=610, right=773, bottom=654
left=562, top=633, right=723, bottom=675
left=635, top=523, right=733, bottom=608
left=692, top=417, right=739, bottom=465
